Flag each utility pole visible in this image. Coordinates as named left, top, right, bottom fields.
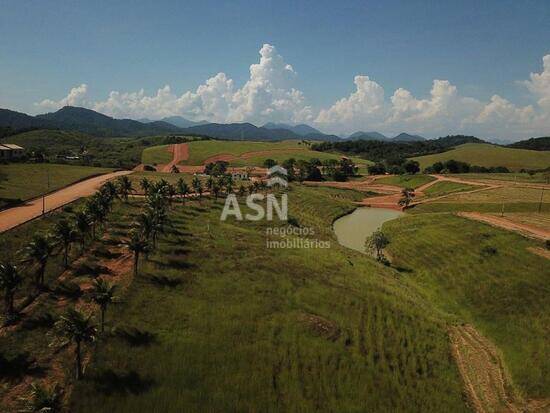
left=538, top=175, right=548, bottom=214
left=42, top=164, right=50, bottom=215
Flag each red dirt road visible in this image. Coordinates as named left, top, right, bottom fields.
left=458, top=212, right=550, bottom=241
left=0, top=170, right=132, bottom=233
left=161, top=143, right=189, bottom=172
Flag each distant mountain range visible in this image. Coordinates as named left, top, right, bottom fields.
left=347, top=131, right=426, bottom=142
left=263, top=122, right=322, bottom=136
left=2, top=106, right=541, bottom=148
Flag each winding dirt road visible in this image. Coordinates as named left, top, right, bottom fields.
left=458, top=212, right=550, bottom=241
left=0, top=170, right=132, bottom=233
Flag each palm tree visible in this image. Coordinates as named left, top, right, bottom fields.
left=0, top=262, right=22, bottom=319
left=116, top=175, right=133, bottom=202
left=212, top=183, right=220, bottom=199
left=54, top=308, right=97, bottom=380
left=125, top=230, right=149, bottom=276
left=206, top=176, right=214, bottom=192
left=192, top=176, right=203, bottom=201
left=90, top=278, right=117, bottom=332
left=19, top=382, right=63, bottom=412
left=74, top=211, right=91, bottom=251
left=176, top=178, right=190, bottom=204
left=140, top=177, right=151, bottom=195
left=21, top=234, right=56, bottom=289
left=101, top=180, right=118, bottom=200
left=54, top=219, right=76, bottom=268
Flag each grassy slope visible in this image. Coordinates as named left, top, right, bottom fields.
left=141, top=145, right=172, bottom=164
left=375, top=174, right=436, bottom=189
left=67, top=187, right=467, bottom=412
left=383, top=213, right=550, bottom=398
left=422, top=181, right=477, bottom=198
left=0, top=163, right=113, bottom=207
left=411, top=143, right=550, bottom=171
left=176, top=140, right=370, bottom=167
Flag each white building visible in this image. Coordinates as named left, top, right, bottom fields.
left=0, top=144, right=24, bottom=160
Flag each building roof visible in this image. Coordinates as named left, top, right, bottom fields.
left=0, top=144, right=24, bottom=150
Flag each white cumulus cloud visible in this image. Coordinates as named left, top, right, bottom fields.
left=34, top=48, right=550, bottom=140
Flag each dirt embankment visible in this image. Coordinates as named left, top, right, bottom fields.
left=449, top=324, right=550, bottom=413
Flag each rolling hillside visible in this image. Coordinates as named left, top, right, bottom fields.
left=412, top=143, right=550, bottom=171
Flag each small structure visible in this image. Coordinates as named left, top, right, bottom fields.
left=0, top=144, right=24, bottom=160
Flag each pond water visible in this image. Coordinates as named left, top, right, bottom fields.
left=333, top=207, right=404, bottom=253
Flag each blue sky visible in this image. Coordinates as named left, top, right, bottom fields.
left=1, top=0, right=549, bottom=139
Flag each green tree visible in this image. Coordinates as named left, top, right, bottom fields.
left=176, top=178, right=190, bottom=203
left=74, top=211, right=91, bottom=251
left=116, top=175, right=133, bottom=202
left=263, top=158, right=277, bottom=168
left=366, top=230, right=390, bottom=261
left=125, top=230, right=149, bottom=276
left=192, top=175, right=203, bottom=200
left=54, top=308, right=97, bottom=380
left=90, top=278, right=117, bottom=333
left=398, top=187, right=415, bottom=208
left=54, top=219, right=77, bottom=268
left=0, top=262, right=22, bottom=319
left=21, top=234, right=56, bottom=289
left=140, top=177, right=151, bottom=195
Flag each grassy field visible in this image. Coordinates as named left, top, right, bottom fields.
left=437, top=185, right=546, bottom=204
left=0, top=163, right=113, bottom=209
left=422, top=181, right=477, bottom=198
left=449, top=172, right=550, bottom=184
left=410, top=202, right=550, bottom=214
left=58, top=186, right=469, bottom=412
left=375, top=174, right=436, bottom=188
left=383, top=213, right=550, bottom=398
left=411, top=143, right=550, bottom=171
left=141, top=145, right=172, bottom=164
left=162, top=139, right=372, bottom=167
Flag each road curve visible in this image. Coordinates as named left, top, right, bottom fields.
left=0, top=170, right=132, bottom=233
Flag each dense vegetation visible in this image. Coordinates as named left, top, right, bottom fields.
left=3, top=130, right=203, bottom=169
left=311, top=135, right=485, bottom=163
left=507, top=136, right=550, bottom=151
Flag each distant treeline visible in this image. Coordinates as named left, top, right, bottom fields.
left=311, top=135, right=484, bottom=163
left=507, top=136, right=550, bottom=151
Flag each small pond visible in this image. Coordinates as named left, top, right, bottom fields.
left=333, top=207, right=404, bottom=253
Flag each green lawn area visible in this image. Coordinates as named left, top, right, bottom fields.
left=375, top=174, right=436, bottom=188
left=448, top=172, right=550, bottom=184
left=411, top=143, right=550, bottom=171
left=63, top=186, right=467, bottom=412
left=422, top=181, right=477, bottom=198
left=410, top=202, right=550, bottom=214
left=141, top=145, right=172, bottom=164
left=384, top=213, right=550, bottom=398
left=176, top=139, right=371, bottom=167
left=0, top=163, right=113, bottom=209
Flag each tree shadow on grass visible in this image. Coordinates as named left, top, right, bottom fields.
left=21, top=311, right=56, bottom=330
left=148, top=257, right=195, bottom=271
left=91, top=369, right=155, bottom=395
left=148, top=274, right=184, bottom=288
left=0, top=352, right=46, bottom=380
left=111, top=326, right=157, bottom=347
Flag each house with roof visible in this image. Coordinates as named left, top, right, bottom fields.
left=0, top=144, right=24, bottom=161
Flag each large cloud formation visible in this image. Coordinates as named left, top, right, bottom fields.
left=35, top=45, right=550, bottom=140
